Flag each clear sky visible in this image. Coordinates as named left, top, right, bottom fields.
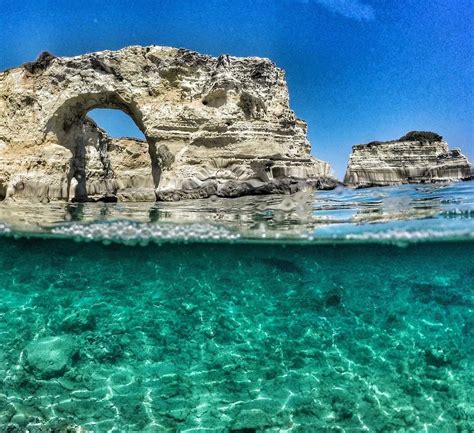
left=1, top=0, right=473, bottom=177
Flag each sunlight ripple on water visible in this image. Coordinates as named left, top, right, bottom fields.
left=0, top=181, right=473, bottom=244
left=0, top=181, right=472, bottom=432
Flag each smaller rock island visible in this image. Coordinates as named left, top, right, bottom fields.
left=344, top=131, right=473, bottom=188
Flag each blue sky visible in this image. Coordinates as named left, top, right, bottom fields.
left=1, top=0, right=472, bottom=176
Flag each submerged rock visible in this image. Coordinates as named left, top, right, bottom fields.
left=231, top=409, right=271, bottom=430
left=25, top=335, right=77, bottom=379
left=0, top=46, right=335, bottom=203
left=344, top=131, right=473, bottom=187
left=59, top=310, right=96, bottom=333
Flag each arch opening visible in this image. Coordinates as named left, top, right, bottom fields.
left=88, top=109, right=146, bottom=140
left=46, top=94, right=163, bottom=203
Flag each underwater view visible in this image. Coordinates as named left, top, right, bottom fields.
left=0, top=182, right=472, bottom=432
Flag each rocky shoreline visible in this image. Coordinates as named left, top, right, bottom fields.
left=0, top=47, right=472, bottom=203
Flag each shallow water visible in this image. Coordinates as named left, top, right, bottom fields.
left=0, top=182, right=473, bottom=243
left=0, top=182, right=473, bottom=432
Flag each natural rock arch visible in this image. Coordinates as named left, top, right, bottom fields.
left=46, top=93, right=162, bottom=202
left=0, top=46, right=335, bottom=202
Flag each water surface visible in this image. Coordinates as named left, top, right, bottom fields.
left=0, top=182, right=472, bottom=432
left=0, top=182, right=473, bottom=243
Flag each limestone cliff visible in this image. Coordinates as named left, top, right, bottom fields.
left=0, top=46, right=335, bottom=202
left=344, top=131, right=473, bottom=187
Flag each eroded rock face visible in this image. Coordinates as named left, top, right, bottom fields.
left=344, top=132, right=473, bottom=187
left=0, top=46, right=335, bottom=202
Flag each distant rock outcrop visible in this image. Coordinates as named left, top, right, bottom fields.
left=0, top=46, right=336, bottom=202
left=344, top=131, right=473, bottom=187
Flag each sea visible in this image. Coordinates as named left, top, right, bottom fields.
left=0, top=181, right=472, bottom=432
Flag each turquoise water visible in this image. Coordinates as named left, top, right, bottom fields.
left=0, top=182, right=473, bottom=432
left=1, top=182, right=473, bottom=242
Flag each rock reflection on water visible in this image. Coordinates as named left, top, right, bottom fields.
left=0, top=181, right=472, bottom=242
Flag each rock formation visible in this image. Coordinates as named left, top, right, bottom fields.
left=25, top=335, right=77, bottom=379
left=344, top=131, right=473, bottom=187
left=0, top=46, right=335, bottom=202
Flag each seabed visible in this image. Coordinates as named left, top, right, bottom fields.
left=0, top=182, right=472, bottom=432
